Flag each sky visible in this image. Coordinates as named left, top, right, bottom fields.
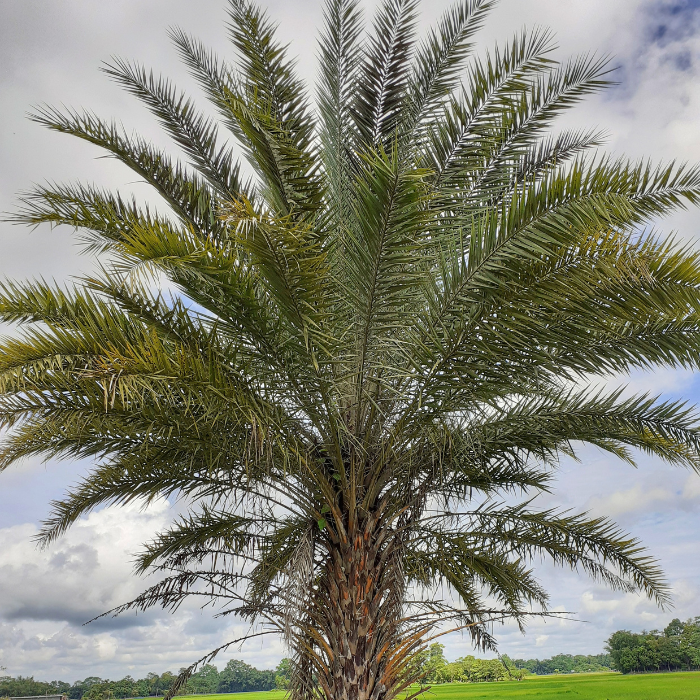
left=2, top=0, right=700, bottom=683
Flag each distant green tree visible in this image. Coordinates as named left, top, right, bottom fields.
left=680, top=618, right=700, bottom=668
left=0, top=661, right=292, bottom=699
left=217, top=660, right=275, bottom=693
left=665, top=618, right=685, bottom=639
left=432, top=655, right=508, bottom=683
left=160, top=673, right=177, bottom=695
left=607, top=618, right=700, bottom=673
left=83, top=682, right=114, bottom=700
left=275, top=659, right=292, bottom=690
left=607, top=630, right=645, bottom=673
left=499, top=655, right=525, bottom=680
left=412, top=643, right=448, bottom=685
left=132, top=679, right=150, bottom=699
left=185, top=665, right=219, bottom=695
left=464, top=657, right=507, bottom=682
left=111, top=677, right=135, bottom=699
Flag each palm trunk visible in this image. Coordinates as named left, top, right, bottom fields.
left=295, top=514, right=417, bottom=700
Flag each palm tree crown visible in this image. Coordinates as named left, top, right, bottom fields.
left=3, top=1, right=700, bottom=699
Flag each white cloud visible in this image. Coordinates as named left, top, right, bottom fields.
left=0, top=503, right=287, bottom=679
left=0, top=615, right=286, bottom=682
left=583, top=465, right=700, bottom=520
left=587, top=484, right=675, bottom=518
left=582, top=367, right=699, bottom=401
left=683, top=473, right=700, bottom=500
left=0, top=502, right=169, bottom=626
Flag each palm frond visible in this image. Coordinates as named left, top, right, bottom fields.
left=29, top=107, right=224, bottom=234
left=404, top=0, right=495, bottom=130
left=352, top=0, right=419, bottom=147
left=102, top=57, right=246, bottom=200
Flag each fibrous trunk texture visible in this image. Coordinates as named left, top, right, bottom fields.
left=292, top=513, right=415, bottom=700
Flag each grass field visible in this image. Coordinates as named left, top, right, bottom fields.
left=177, top=671, right=700, bottom=700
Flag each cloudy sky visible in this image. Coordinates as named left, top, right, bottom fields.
left=2, top=0, right=700, bottom=683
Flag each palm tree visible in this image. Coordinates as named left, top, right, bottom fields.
left=3, top=0, right=700, bottom=698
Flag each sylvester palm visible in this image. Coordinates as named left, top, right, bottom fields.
left=3, top=0, right=700, bottom=698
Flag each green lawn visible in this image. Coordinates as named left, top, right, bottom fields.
left=416, top=672, right=700, bottom=698
left=176, top=672, right=700, bottom=700
left=178, top=694, right=285, bottom=700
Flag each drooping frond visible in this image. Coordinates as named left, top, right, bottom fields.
left=30, top=107, right=225, bottom=235
left=102, top=57, right=246, bottom=200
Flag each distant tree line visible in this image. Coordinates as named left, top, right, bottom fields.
left=508, top=653, right=612, bottom=675
left=0, top=659, right=291, bottom=700
left=412, top=643, right=613, bottom=683
left=412, top=644, right=523, bottom=684
left=606, top=617, right=700, bottom=674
